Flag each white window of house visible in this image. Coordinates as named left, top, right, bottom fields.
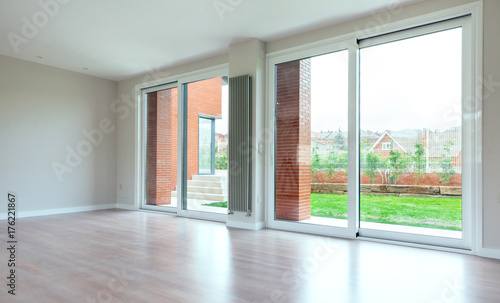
left=382, top=142, right=392, bottom=150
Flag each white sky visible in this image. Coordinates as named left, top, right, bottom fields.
left=311, top=27, right=462, bottom=134
left=311, top=50, right=349, bottom=133
left=215, top=85, right=229, bottom=134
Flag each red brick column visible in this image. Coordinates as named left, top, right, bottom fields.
left=146, top=89, right=178, bottom=205
left=146, top=92, right=158, bottom=205
left=275, top=59, right=312, bottom=221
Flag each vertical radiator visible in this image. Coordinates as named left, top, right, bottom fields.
left=228, top=75, right=252, bottom=214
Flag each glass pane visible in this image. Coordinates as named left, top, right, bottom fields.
left=198, top=118, right=213, bottom=175
left=186, top=77, right=228, bottom=213
left=145, top=87, right=178, bottom=208
left=275, top=50, right=349, bottom=227
left=359, top=28, right=463, bottom=238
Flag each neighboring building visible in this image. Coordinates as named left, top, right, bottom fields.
left=311, top=138, right=331, bottom=156
left=369, top=128, right=462, bottom=172
left=216, top=133, right=228, bottom=151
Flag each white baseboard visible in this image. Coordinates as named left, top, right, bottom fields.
left=226, top=220, right=266, bottom=230
left=0, top=204, right=116, bottom=219
left=116, top=203, right=137, bottom=211
left=477, top=248, right=500, bottom=260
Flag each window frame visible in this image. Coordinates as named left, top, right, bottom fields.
left=265, top=4, right=482, bottom=253
left=382, top=142, right=392, bottom=151
left=135, top=64, right=229, bottom=223
left=357, top=16, right=473, bottom=250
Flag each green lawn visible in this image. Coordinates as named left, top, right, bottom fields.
left=203, top=194, right=462, bottom=231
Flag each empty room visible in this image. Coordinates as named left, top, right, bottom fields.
left=1, top=0, right=500, bottom=302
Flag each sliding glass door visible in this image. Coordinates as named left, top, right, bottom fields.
left=357, top=18, right=472, bottom=248
left=268, top=16, right=475, bottom=249
left=182, top=75, right=229, bottom=215
left=140, top=70, right=229, bottom=221
left=142, top=84, right=178, bottom=212
left=268, top=46, right=356, bottom=236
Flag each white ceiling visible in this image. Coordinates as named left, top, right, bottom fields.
left=0, top=0, right=418, bottom=81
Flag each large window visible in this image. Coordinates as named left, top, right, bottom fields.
left=268, top=15, right=476, bottom=249
left=184, top=76, right=229, bottom=214
left=359, top=27, right=464, bottom=239
left=143, top=84, right=178, bottom=211
left=139, top=69, right=229, bottom=221
left=274, top=51, right=349, bottom=229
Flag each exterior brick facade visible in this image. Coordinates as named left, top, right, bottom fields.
left=146, top=77, right=222, bottom=206
left=187, top=77, right=223, bottom=181
left=275, top=59, right=312, bottom=221
left=146, top=88, right=178, bottom=205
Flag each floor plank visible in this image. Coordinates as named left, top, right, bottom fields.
left=0, top=209, right=499, bottom=302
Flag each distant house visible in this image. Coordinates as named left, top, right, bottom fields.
left=313, top=129, right=379, bottom=151
left=216, top=133, right=228, bottom=151
left=312, top=131, right=336, bottom=144
left=360, top=129, right=380, bottom=147
left=311, top=138, right=331, bottom=156
left=369, top=128, right=461, bottom=172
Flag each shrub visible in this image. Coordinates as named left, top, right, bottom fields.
left=215, top=146, right=227, bottom=170
left=438, top=141, right=456, bottom=185
left=364, top=152, right=380, bottom=184
left=412, top=143, right=426, bottom=185
left=388, top=149, right=407, bottom=184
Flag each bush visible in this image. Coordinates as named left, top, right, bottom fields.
left=438, top=141, right=455, bottom=185
left=215, top=146, right=227, bottom=170
left=364, top=152, right=380, bottom=184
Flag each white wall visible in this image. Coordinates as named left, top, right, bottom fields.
left=0, top=55, right=117, bottom=216
left=482, top=0, right=500, bottom=250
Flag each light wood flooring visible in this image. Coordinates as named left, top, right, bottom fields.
left=1, top=209, right=500, bottom=303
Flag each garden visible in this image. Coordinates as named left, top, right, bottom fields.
left=209, top=140, right=462, bottom=231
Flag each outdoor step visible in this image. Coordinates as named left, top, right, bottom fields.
left=171, top=191, right=227, bottom=201
left=186, top=186, right=227, bottom=195
left=192, top=175, right=227, bottom=182
left=187, top=180, right=226, bottom=188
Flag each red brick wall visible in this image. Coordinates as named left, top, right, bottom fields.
left=187, top=77, right=223, bottom=181
left=146, top=88, right=178, bottom=205
left=146, top=92, right=158, bottom=204
left=146, top=78, right=223, bottom=206
left=276, top=59, right=312, bottom=221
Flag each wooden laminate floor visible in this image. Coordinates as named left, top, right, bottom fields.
left=1, top=209, right=499, bottom=303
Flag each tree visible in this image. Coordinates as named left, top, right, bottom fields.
left=438, top=141, right=456, bottom=185
left=412, top=143, right=426, bottom=185
left=311, top=147, right=322, bottom=173
left=326, top=149, right=336, bottom=179
left=215, top=145, right=227, bottom=170
left=335, top=152, right=348, bottom=175
left=388, top=149, right=407, bottom=184
left=364, top=152, right=380, bottom=184
left=334, top=127, right=346, bottom=151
